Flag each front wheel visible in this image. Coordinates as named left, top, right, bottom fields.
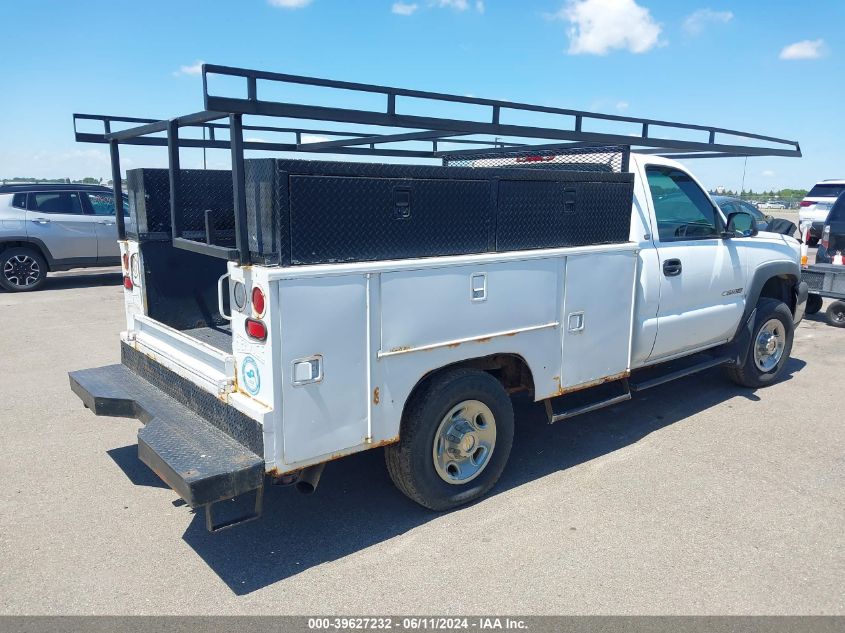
left=385, top=369, right=514, bottom=511
left=0, top=247, right=48, bottom=292
left=826, top=300, right=845, bottom=328
left=725, top=298, right=794, bottom=388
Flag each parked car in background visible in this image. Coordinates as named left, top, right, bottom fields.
left=0, top=183, right=129, bottom=292
left=712, top=195, right=773, bottom=232
left=761, top=200, right=786, bottom=210
left=800, top=180, right=845, bottom=244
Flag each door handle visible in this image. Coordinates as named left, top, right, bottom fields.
left=99, top=221, right=115, bottom=226
left=31, top=218, right=51, bottom=225
left=663, top=258, right=682, bottom=277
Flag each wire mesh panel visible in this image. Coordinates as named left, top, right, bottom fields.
left=803, top=270, right=825, bottom=293
left=442, top=145, right=628, bottom=173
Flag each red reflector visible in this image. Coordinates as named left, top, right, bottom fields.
left=123, top=275, right=133, bottom=290
left=252, top=286, right=266, bottom=316
left=245, top=318, right=267, bottom=341
left=800, top=200, right=813, bottom=207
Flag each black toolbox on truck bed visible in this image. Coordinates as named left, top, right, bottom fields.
left=125, top=160, right=635, bottom=267
left=244, top=159, right=635, bottom=265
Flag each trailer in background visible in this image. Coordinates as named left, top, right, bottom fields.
left=803, top=264, right=845, bottom=327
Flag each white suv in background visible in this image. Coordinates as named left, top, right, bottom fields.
left=800, top=180, right=845, bottom=244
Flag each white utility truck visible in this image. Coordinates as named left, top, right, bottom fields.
left=70, top=65, right=807, bottom=531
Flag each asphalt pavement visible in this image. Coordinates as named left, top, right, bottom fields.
left=0, top=266, right=842, bottom=615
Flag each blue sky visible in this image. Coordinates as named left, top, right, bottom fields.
left=0, top=0, right=842, bottom=192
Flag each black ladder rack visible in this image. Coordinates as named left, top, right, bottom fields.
left=72, top=63, right=802, bottom=264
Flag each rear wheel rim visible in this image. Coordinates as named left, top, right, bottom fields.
left=753, top=318, right=785, bottom=373
left=830, top=305, right=845, bottom=325
left=3, top=255, right=40, bottom=287
left=432, top=399, right=497, bottom=485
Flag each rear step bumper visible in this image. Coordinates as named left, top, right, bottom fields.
left=69, top=364, right=264, bottom=513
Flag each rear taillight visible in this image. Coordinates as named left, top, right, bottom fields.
left=252, top=286, right=266, bottom=316
left=245, top=318, right=267, bottom=341
left=123, top=275, right=133, bottom=290
left=822, top=225, right=831, bottom=251
left=800, top=200, right=814, bottom=207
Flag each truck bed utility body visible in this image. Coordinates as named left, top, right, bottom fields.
left=70, top=65, right=806, bottom=530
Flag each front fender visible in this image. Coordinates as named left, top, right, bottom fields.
left=736, top=260, right=800, bottom=338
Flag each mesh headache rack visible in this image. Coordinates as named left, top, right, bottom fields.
left=73, top=63, right=801, bottom=264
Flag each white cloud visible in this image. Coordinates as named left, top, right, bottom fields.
left=550, top=0, right=663, bottom=55
left=432, top=0, right=483, bottom=11
left=434, top=0, right=469, bottom=9
left=683, top=8, right=733, bottom=35
left=615, top=100, right=629, bottom=111
left=300, top=134, right=330, bottom=145
left=392, top=2, right=419, bottom=15
left=173, top=60, right=204, bottom=77
left=268, top=0, right=312, bottom=7
left=762, top=170, right=776, bottom=178
left=779, top=39, right=827, bottom=60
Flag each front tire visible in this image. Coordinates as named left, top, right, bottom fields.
left=726, top=298, right=794, bottom=388
left=0, top=247, right=48, bottom=292
left=385, top=369, right=514, bottom=511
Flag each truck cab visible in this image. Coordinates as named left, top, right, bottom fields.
left=627, top=154, right=804, bottom=367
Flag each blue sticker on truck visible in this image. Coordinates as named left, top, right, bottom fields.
left=241, top=356, right=261, bottom=395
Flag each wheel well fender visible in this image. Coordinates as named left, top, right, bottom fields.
left=401, top=353, right=535, bottom=423
left=738, top=261, right=799, bottom=334
left=0, top=237, right=53, bottom=271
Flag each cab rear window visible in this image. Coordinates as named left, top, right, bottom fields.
left=808, top=184, right=845, bottom=198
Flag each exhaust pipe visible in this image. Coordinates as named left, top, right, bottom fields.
left=295, top=463, right=326, bottom=495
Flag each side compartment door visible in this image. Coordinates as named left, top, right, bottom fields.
left=25, top=191, right=97, bottom=262
left=561, top=251, right=638, bottom=388
left=278, top=276, right=369, bottom=465
left=644, top=164, right=747, bottom=360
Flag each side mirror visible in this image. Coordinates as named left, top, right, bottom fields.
left=725, top=211, right=758, bottom=238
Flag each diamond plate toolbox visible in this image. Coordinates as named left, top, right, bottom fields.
left=243, top=159, right=635, bottom=266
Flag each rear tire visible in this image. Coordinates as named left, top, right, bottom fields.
left=805, top=294, right=823, bottom=316
left=0, top=247, right=47, bottom=292
left=385, top=369, right=514, bottom=511
left=725, top=298, right=794, bottom=388
left=826, top=300, right=845, bottom=328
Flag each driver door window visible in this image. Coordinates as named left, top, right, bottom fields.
left=646, top=166, right=721, bottom=241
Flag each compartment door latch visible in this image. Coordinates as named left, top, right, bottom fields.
left=394, top=188, right=411, bottom=220
left=471, top=272, right=487, bottom=302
